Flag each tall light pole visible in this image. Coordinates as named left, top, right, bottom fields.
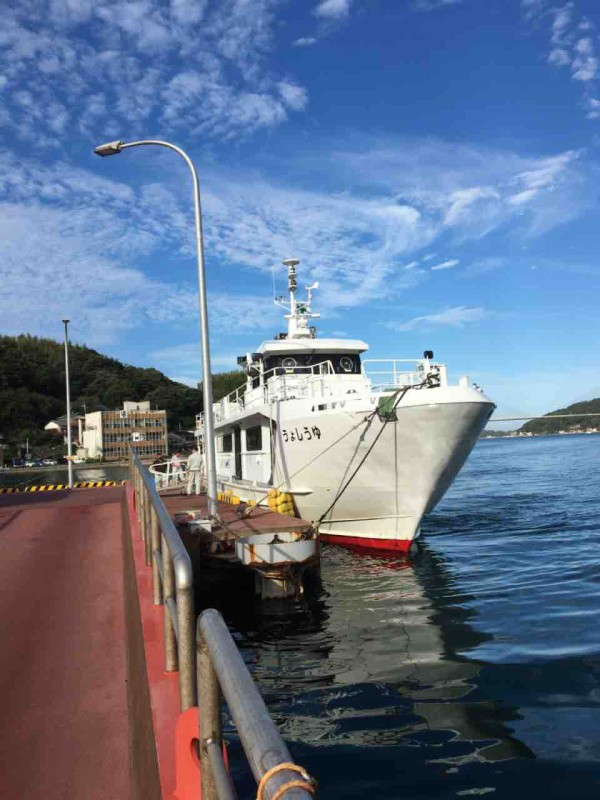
left=94, top=139, right=218, bottom=518
left=62, top=319, right=74, bottom=489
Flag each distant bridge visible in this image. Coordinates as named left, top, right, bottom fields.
left=491, top=413, right=600, bottom=423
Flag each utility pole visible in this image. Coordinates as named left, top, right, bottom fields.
left=62, top=319, right=74, bottom=489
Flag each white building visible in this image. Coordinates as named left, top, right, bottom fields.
left=82, top=401, right=168, bottom=461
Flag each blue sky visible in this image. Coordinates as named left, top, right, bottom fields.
left=1, top=0, right=600, bottom=421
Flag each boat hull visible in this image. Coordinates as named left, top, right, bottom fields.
left=272, top=395, right=493, bottom=551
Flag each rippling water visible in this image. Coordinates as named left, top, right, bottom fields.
left=209, top=434, right=600, bottom=798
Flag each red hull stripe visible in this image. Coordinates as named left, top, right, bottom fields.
left=320, top=532, right=413, bottom=553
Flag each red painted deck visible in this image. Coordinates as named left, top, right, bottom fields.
left=0, top=487, right=132, bottom=799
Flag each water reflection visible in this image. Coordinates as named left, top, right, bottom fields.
left=206, top=544, right=532, bottom=768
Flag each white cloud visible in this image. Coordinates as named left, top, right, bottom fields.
left=149, top=342, right=241, bottom=383
left=411, top=0, right=464, bottom=10
left=0, top=136, right=595, bottom=349
left=571, top=37, right=598, bottom=82
left=278, top=81, right=309, bottom=111
left=523, top=1, right=599, bottom=113
left=430, top=258, right=459, bottom=271
left=0, top=0, right=307, bottom=144
left=444, top=186, right=499, bottom=225
left=293, top=37, right=318, bottom=47
left=389, top=306, right=486, bottom=332
left=314, top=0, right=351, bottom=19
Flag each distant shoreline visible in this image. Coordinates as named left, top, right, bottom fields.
left=481, top=430, right=600, bottom=439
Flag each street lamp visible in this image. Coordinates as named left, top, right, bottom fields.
left=94, top=139, right=218, bottom=518
left=62, top=319, right=74, bottom=489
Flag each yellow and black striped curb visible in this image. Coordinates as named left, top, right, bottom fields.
left=0, top=480, right=125, bottom=494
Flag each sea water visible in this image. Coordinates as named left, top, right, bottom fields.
left=217, top=434, right=600, bottom=798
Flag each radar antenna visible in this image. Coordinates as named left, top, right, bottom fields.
left=279, top=258, right=320, bottom=339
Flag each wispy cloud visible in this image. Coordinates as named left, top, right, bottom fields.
left=0, top=136, right=595, bottom=346
left=523, top=0, right=600, bottom=117
left=292, top=37, right=318, bottom=47
left=149, top=342, right=241, bottom=383
left=430, top=258, right=459, bottom=271
left=388, top=306, right=486, bottom=332
left=411, top=0, right=464, bottom=11
left=0, top=0, right=306, bottom=145
left=314, top=0, right=352, bottom=19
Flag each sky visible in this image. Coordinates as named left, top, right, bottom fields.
left=1, top=0, right=600, bottom=422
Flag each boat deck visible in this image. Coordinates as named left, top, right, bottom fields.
left=0, top=487, right=132, bottom=799
left=161, top=489, right=313, bottom=538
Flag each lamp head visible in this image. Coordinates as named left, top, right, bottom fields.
left=94, top=140, right=124, bottom=157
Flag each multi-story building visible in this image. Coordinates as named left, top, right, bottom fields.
left=82, top=401, right=168, bottom=461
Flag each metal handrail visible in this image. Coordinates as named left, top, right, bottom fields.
left=129, top=447, right=196, bottom=710
left=197, top=609, right=315, bottom=800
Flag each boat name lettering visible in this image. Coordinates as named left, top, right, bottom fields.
left=282, top=426, right=321, bottom=443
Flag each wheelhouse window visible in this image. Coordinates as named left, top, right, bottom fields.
left=245, top=426, right=262, bottom=451
left=218, top=433, right=233, bottom=453
left=264, top=353, right=361, bottom=375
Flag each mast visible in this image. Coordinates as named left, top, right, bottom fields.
left=280, top=258, right=320, bottom=339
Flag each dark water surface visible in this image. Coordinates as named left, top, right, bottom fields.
left=214, top=435, right=600, bottom=798
left=0, top=464, right=129, bottom=488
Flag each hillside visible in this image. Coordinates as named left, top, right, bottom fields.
left=519, top=398, right=600, bottom=435
left=0, top=334, right=244, bottom=453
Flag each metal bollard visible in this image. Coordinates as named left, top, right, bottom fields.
left=162, top=534, right=178, bottom=673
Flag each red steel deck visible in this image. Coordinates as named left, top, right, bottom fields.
left=0, top=487, right=132, bottom=799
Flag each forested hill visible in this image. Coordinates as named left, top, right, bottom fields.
left=520, top=398, right=600, bottom=435
left=0, top=335, right=243, bottom=449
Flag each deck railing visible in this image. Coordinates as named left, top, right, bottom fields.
left=128, top=448, right=316, bottom=799
left=129, top=447, right=196, bottom=709
left=362, top=358, right=447, bottom=391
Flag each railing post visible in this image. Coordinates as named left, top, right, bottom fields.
left=162, top=534, right=178, bottom=672
left=175, top=558, right=196, bottom=710
left=197, top=625, right=222, bottom=800
left=198, top=610, right=313, bottom=800
left=144, top=483, right=152, bottom=567
left=138, top=474, right=145, bottom=531
left=151, top=505, right=162, bottom=605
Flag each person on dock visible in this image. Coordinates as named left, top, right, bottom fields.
left=186, top=447, right=205, bottom=496
left=170, top=451, right=185, bottom=484
left=151, top=453, right=167, bottom=489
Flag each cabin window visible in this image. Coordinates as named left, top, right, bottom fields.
left=264, top=353, right=361, bottom=375
left=245, top=425, right=262, bottom=451
left=218, top=433, right=233, bottom=453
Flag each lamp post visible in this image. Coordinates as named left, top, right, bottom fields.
left=62, top=319, right=74, bottom=489
left=94, top=139, right=218, bottom=518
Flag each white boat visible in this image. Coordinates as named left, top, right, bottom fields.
left=196, top=259, right=495, bottom=553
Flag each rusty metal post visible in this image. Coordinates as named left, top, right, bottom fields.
left=162, top=533, right=178, bottom=672
left=151, top=505, right=162, bottom=605
left=197, top=628, right=223, bottom=800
